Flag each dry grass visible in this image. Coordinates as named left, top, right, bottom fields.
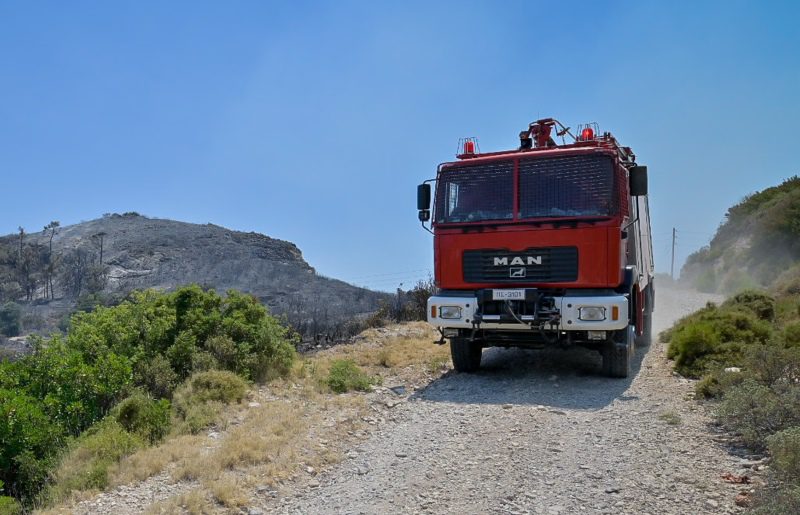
left=144, top=489, right=213, bottom=515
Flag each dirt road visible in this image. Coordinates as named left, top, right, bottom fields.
left=276, top=286, right=750, bottom=515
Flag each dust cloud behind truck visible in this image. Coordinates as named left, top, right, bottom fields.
left=417, top=118, right=654, bottom=377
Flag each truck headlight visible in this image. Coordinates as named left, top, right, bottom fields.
left=578, top=306, right=606, bottom=321
left=439, top=306, right=463, bottom=319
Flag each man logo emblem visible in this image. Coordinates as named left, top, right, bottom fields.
left=509, top=267, right=526, bottom=278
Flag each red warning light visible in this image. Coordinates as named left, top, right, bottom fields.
left=581, top=127, right=594, bottom=140
left=464, top=140, right=475, bottom=154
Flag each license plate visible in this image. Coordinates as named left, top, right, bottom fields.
left=492, top=289, right=525, bottom=300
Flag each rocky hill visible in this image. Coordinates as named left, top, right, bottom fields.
left=681, top=176, right=800, bottom=293
left=0, top=213, right=389, bottom=337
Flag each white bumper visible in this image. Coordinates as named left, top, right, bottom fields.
left=427, top=294, right=629, bottom=331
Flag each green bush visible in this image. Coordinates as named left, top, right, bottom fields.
left=0, top=494, right=21, bottom=515
left=113, top=393, right=171, bottom=443
left=171, top=371, right=247, bottom=434
left=46, top=421, right=144, bottom=501
left=326, top=359, right=379, bottom=393
left=725, top=290, right=776, bottom=321
left=717, top=380, right=800, bottom=450
left=0, top=390, right=62, bottom=501
left=751, top=485, right=800, bottom=515
left=766, top=427, right=800, bottom=483
left=784, top=322, right=800, bottom=347
left=0, top=285, right=297, bottom=507
left=134, top=354, right=178, bottom=399
left=665, top=302, right=774, bottom=377
left=694, top=367, right=747, bottom=399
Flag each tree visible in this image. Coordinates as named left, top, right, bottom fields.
left=43, top=221, right=60, bottom=300
left=91, top=232, right=107, bottom=265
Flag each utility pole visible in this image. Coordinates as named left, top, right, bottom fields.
left=670, top=227, right=677, bottom=280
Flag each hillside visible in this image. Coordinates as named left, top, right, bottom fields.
left=681, top=176, right=800, bottom=293
left=0, top=213, right=388, bottom=337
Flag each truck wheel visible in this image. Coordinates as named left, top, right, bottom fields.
left=602, top=326, right=634, bottom=378
left=636, top=308, right=653, bottom=347
left=450, top=337, right=482, bottom=373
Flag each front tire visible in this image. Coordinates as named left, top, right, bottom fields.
left=602, top=326, right=634, bottom=378
left=450, top=337, right=482, bottom=373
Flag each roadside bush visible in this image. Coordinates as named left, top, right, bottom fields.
left=751, top=485, right=800, bottom=515
left=717, top=379, right=800, bottom=450
left=0, top=493, right=21, bottom=515
left=113, top=393, right=171, bottom=443
left=784, top=322, right=800, bottom=347
left=171, top=371, right=247, bottom=434
left=0, top=391, right=61, bottom=501
left=46, top=421, right=144, bottom=501
left=694, top=367, right=747, bottom=399
left=665, top=301, right=774, bottom=377
left=766, top=427, right=800, bottom=483
left=725, top=290, right=776, bottom=321
left=326, top=359, right=379, bottom=393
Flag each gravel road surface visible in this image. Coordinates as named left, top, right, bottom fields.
left=276, top=285, right=752, bottom=515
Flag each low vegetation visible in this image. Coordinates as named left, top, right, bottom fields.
left=663, top=286, right=800, bottom=511
left=0, top=285, right=297, bottom=508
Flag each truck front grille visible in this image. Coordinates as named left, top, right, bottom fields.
left=463, top=247, right=578, bottom=283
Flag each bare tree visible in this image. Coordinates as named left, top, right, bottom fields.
left=43, top=221, right=60, bottom=299
left=92, top=231, right=107, bottom=265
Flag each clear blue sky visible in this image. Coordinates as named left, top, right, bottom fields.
left=1, top=1, right=798, bottom=290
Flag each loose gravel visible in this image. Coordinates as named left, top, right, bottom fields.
left=273, top=285, right=752, bottom=515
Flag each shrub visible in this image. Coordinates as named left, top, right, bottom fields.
left=326, top=359, right=378, bottom=393
left=665, top=303, right=773, bottom=377
left=181, top=370, right=247, bottom=404
left=0, top=495, right=21, bottom=515
left=46, top=421, right=144, bottom=500
left=171, top=371, right=247, bottom=434
left=766, top=427, right=800, bottom=483
left=694, top=367, right=748, bottom=399
left=0, top=390, right=62, bottom=501
left=784, top=322, right=800, bottom=347
left=134, top=354, right=178, bottom=399
left=0, top=303, right=21, bottom=337
left=724, top=290, right=776, bottom=321
left=751, top=485, right=800, bottom=515
left=744, top=345, right=800, bottom=387
left=717, top=380, right=800, bottom=450
left=113, top=393, right=171, bottom=443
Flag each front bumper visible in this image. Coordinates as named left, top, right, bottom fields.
left=427, top=291, right=629, bottom=331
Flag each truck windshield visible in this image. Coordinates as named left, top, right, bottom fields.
left=519, top=154, right=616, bottom=218
left=434, top=160, right=514, bottom=223
left=434, top=154, right=616, bottom=223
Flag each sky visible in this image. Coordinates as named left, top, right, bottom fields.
left=1, top=1, right=798, bottom=291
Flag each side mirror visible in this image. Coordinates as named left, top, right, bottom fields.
left=630, top=165, right=648, bottom=196
left=417, top=183, right=431, bottom=210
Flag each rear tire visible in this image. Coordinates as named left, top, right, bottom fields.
left=635, top=288, right=654, bottom=347
left=450, top=337, right=482, bottom=373
left=602, top=326, right=634, bottom=378
left=636, top=309, right=653, bottom=347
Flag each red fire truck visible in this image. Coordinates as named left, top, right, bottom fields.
left=417, top=118, right=654, bottom=377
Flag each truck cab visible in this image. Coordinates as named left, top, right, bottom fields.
left=417, top=118, right=654, bottom=377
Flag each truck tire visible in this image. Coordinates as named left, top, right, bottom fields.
left=450, top=337, right=482, bottom=373
left=602, top=326, right=634, bottom=378
left=635, top=287, right=654, bottom=347
left=636, top=308, right=653, bottom=347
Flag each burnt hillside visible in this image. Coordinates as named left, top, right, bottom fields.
left=0, top=213, right=388, bottom=337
